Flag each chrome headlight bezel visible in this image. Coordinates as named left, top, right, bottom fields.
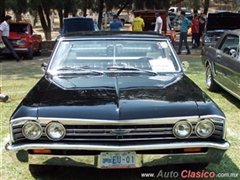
left=45, top=122, right=66, bottom=141
left=172, top=120, right=193, bottom=139
left=195, top=119, right=215, bottom=138
left=16, top=40, right=27, bottom=46
left=204, top=36, right=211, bottom=43
left=22, top=121, right=43, bottom=140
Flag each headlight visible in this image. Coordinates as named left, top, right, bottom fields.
left=195, top=119, right=215, bottom=138
left=173, top=121, right=192, bottom=138
left=46, top=122, right=66, bottom=141
left=16, top=40, right=26, bottom=45
left=204, top=36, right=211, bottom=43
left=22, top=121, right=43, bottom=140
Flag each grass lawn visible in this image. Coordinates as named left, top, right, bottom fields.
left=0, top=55, right=239, bottom=180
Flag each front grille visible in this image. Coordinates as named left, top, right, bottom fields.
left=13, top=122, right=224, bottom=143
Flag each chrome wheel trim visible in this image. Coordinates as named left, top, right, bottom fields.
left=206, top=67, right=212, bottom=88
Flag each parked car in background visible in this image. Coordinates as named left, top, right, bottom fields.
left=171, top=14, right=193, bottom=32
left=130, top=10, right=177, bottom=44
left=168, top=12, right=177, bottom=23
left=5, top=31, right=229, bottom=173
left=56, top=17, right=99, bottom=41
left=202, top=12, right=240, bottom=50
left=169, top=7, right=192, bottom=16
left=1, top=22, right=42, bottom=59
left=202, top=29, right=240, bottom=100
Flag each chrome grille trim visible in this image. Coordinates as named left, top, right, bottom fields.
left=12, top=122, right=224, bottom=142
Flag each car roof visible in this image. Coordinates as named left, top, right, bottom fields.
left=61, top=31, right=168, bottom=40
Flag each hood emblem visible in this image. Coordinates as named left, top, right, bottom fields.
left=110, top=129, right=131, bottom=136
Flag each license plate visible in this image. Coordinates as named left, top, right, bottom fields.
left=100, top=151, right=136, bottom=169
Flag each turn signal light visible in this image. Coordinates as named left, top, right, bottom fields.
left=184, top=148, right=202, bottom=152
left=32, top=149, right=51, bottom=154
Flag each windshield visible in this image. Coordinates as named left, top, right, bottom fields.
left=49, top=39, right=181, bottom=74
left=10, top=24, right=28, bottom=34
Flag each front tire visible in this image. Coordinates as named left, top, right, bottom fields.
left=26, top=44, right=33, bottom=59
left=35, top=43, right=42, bottom=56
left=206, top=65, right=219, bottom=91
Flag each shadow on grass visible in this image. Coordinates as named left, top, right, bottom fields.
left=212, top=88, right=240, bottom=109
left=29, top=154, right=239, bottom=180
left=1, top=57, right=44, bottom=81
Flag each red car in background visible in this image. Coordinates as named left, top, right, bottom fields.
left=2, top=22, right=42, bottom=59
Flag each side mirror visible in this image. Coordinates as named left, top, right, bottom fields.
left=181, top=61, right=189, bottom=71
left=41, top=62, right=48, bottom=72
left=229, top=49, right=237, bottom=58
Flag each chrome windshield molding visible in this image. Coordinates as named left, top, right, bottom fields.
left=6, top=141, right=230, bottom=152
left=37, top=116, right=200, bottom=125
left=62, top=37, right=170, bottom=41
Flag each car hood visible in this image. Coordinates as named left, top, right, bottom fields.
left=12, top=75, right=224, bottom=120
left=206, top=12, right=240, bottom=31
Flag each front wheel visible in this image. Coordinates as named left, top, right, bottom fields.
left=26, top=44, right=33, bottom=59
left=35, top=43, right=42, bottom=56
left=206, top=65, right=219, bottom=91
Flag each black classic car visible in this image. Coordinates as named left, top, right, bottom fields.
left=6, top=31, right=229, bottom=173
left=202, top=12, right=240, bottom=50
left=202, top=29, right=240, bottom=100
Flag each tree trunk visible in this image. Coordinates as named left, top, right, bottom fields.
left=37, top=4, right=51, bottom=40
left=58, top=9, right=64, bottom=30
left=203, top=0, right=210, bottom=15
left=64, top=3, right=70, bottom=18
left=83, top=7, right=87, bottom=17
left=98, top=0, right=104, bottom=29
left=117, top=0, right=131, bottom=15
left=0, top=0, right=5, bottom=22
left=15, top=12, right=22, bottom=22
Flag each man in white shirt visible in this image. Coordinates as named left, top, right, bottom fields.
left=154, top=12, right=162, bottom=34
left=0, top=15, right=23, bottom=62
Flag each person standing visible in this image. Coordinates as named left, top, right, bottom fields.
left=191, top=14, right=199, bottom=48
left=0, top=15, right=23, bottom=62
left=154, top=12, right=163, bottom=34
left=110, top=15, right=123, bottom=31
left=177, top=11, right=192, bottom=55
left=132, top=12, right=145, bottom=31
left=198, top=13, right=206, bottom=46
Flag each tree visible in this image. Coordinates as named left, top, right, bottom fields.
left=203, top=0, right=210, bottom=14
left=0, top=0, right=6, bottom=22
left=5, top=0, right=28, bottom=22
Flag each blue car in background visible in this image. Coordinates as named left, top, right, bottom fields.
left=56, top=17, right=99, bottom=41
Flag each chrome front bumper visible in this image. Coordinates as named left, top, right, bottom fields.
left=2, top=48, right=28, bottom=54
left=6, top=141, right=230, bottom=168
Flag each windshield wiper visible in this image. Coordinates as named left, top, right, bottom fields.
left=57, top=66, right=104, bottom=75
left=57, top=66, right=90, bottom=71
left=106, top=66, right=157, bottom=76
